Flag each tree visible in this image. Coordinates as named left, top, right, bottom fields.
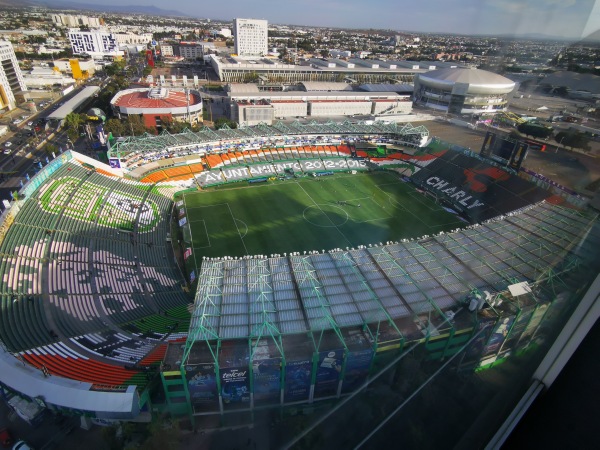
left=64, top=113, right=87, bottom=136
left=125, top=115, right=150, bottom=136
left=555, top=131, right=591, bottom=151
left=104, top=118, right=126, bottom=137
left=213, top=117, right=237, bottom=129
left=517, top=122, right=553, bottom=139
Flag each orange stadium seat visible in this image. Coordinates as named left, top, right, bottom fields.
left=188, top=163, right=204, bottom=174
left=141, top=170, right=168, bottom=183
left=163, top=166, right=192, bottom=178
left=138, top=344, right=167, bottom=366
left=23, top=353, right=141, bottom=387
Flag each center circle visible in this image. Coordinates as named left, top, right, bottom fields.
left=303, top=204, right=349, bottom=227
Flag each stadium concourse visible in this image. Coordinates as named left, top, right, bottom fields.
left=0, top=121, right=597, bottom=426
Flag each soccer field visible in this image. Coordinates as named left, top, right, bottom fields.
left=181, top=172, right=464, bottom=270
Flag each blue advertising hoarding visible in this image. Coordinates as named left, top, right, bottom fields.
left=108, top=158, right=121, bottom=169
left=253, top=358, right=281, bottom=403
left=221, top=367, right=250, bottom=404
left=284, top=359, right=312, bottom=403
left=186, top=364, right=218, bottom=406
left=314, top=349, right=343, bottom=398
left=342, top=349, right=374, bottom=393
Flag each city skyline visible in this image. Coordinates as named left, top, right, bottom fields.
left=66, top=0, right=599, bottom=40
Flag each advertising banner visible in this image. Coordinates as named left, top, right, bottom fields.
left=189, top=270, right=196, bottom=283
left=221, top=366, right=250, bottom=404
left=253, top=358, right=281, bottom=403
left=108, top=158, right=121, bottom=169
left=186, top=364, right=218, bottom=406
left=179, top=208, right=185, bottom=218
left=178, top=217, right=187, bottom=227
left=184, top=247, right=192, bottom=260
left=342, top=349, right=373, bottom=393
left=482, top=315, right=515, bottom=357
left=314, top=350, right=343, bottom=398
left=284, top=359, right=312, bottom=403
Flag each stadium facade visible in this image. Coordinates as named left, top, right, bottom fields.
left=225, top=83, right=413, bottom=126
left=414, top=67, right=516, bottom=114
left=0, top=122, right=597, bottom=444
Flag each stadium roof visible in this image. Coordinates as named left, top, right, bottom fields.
left=47, top=86, right=100, bottom=120
left=112, top=88, right=201, bottom=109
left=417, top=68, right=515, bottom=93
left=185, top=201, right=594, bottom=349
left=108, top=120, right=430, bottom=162
left=299, top=81, right=353, bottom=91
left=227, top=83, right=261, bottom=95
left=359, top=83, right=414, bottom=93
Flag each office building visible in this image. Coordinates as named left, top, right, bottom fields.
left=68, top=29, right=122, bottom=59
left=0, top=40, right=27, bottom=111
left=233, top=18, right=268, bottom=57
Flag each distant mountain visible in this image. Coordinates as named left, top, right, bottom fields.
left=579, top=29, right=600, bottom=44
left=0, top=0, right=189, bottom=17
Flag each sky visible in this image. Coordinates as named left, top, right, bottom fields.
left=75, top=0, right=599, bottom=40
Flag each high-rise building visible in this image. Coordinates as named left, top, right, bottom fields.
left=68, top=29, right=122, bottom=59
left=0, top=40, right=27, bottom=111
left=233, top=18, right=268, bottom=57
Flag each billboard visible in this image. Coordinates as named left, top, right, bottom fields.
left=253, top=358, right=281, bottom=403
left=342, top=349, right=373, bottom=393
left=108, top=158, right=121, bottom=169
left=186, top=364, right=218, bottom=406
left=221, top=367, right=250, bottom=404
left=314, top=349, right=343, bottom=398
left=284, top=359, right=312, bottom=403
left=480, top=131, right=528, bottom=170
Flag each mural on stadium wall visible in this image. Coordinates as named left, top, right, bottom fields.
left=253, top=357, right=281, bottom=403
left=36, top=177, right=161, bottom=232
left=284, top=359, right=312, bottom=402
left=342, top=349, right=374, bottom=393
left=314, top=349, right=343, bottom=398
left=186, top=364, right=218, bottom=406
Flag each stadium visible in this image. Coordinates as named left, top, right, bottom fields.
left=110, top=86, right=203, bottom=129
left=0, top=119, right=598, bottom=441
left=413, top=67, right=516, bottom=114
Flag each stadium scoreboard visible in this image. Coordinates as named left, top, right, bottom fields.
left=480, top=131, right=529, bottom=171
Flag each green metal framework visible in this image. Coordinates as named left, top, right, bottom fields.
left=107, top=120, right=430, bottom=161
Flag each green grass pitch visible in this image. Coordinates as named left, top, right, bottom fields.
left=181, top=172, right=465, bottom=271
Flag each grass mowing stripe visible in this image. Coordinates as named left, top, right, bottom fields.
left=183, top=172, right=465, bottom=269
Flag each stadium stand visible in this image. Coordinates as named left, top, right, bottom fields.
left=410, top=148, right=551, bottom=222
left=0, top=159, right=191, bottom=395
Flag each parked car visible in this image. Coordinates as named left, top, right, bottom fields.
left=4, top=142, right=12, bottom=147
